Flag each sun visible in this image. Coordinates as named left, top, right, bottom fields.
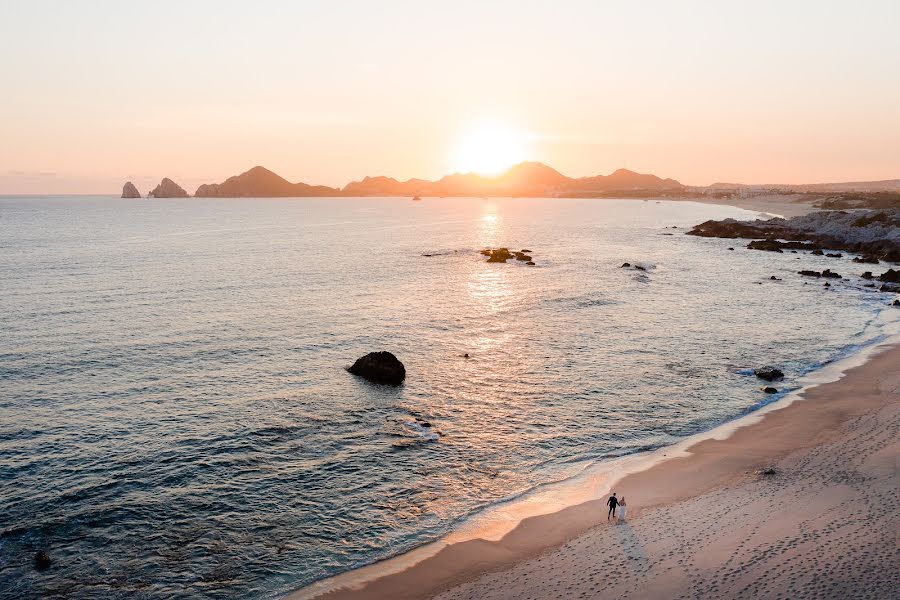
left=453, top=123, right=529, bottom=176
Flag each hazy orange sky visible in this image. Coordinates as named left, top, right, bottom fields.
left=1, top=1, right=899, bottom=194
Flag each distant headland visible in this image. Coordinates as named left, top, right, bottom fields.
left=121, top=162, right=900, bottom=204
left=122, top=163, right=685, bottom=199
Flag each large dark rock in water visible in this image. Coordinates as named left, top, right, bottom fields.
left=121, top=181, right=141, bottom=198
left=35, top=550, right=51, bottom=570
left=879, top=268, right=900, bottom=283
left=348, top=351, right=406, bottom=385
left=754, top=366, right=784, bottom=381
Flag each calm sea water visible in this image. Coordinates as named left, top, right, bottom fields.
left=0, top=196, right=893, bottom=599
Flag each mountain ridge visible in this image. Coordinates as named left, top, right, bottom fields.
left=187, top=162, right=684, bottom=198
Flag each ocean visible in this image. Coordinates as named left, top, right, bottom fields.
left=0, top=196, right=894, bottom=599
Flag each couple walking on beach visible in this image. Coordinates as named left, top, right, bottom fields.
left=607, top=492, right=626, bottom=520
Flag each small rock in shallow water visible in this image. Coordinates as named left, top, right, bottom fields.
left=763, top=387, right=778, bottom=394
left=799, top=270, right=821, bottom=277
left=35, top=550, right=51, bottom=570
left=754, top=366, right=784, bottom=381
left=621, top=262, right=631, bottom=268
left=811, top=249, right=824, bottom=255
left=853, top=255, right=879, bottom=264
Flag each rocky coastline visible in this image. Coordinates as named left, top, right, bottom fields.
left=687, top=209, right=900, bottom=263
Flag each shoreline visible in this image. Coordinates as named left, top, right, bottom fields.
left=287, top=314, right=900, bottom=600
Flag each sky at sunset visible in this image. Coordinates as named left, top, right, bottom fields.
left=1, top=0, right=899, bottom=194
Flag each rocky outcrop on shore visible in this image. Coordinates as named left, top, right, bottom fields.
left=121, top=181, right=141, bottom=198
left=687, top=209, right=900, bottom=262
left=149, top=178, right=190, bottom=198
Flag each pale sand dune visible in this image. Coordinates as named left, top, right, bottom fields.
left=297, top=344, right=900, bottom=600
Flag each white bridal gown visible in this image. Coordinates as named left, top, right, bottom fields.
left=618, top=504, right=627, bottom=519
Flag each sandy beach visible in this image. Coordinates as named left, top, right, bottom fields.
left=294, top=341, right=900, bottom=600
left=680, top=193, right=818, bottom=218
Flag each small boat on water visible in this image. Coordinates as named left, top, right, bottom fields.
left=412, top=195, right=422, bottom=202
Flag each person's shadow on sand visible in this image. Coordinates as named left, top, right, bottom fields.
left=613, top=522, right=648, bottom=565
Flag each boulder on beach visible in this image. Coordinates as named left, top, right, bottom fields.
left=754, top=366, right=784, bottom=381
left=121, top=181, right=141, bottom=198
left=348, top=351, right=406, bottom=385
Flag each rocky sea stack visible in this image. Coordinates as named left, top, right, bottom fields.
left=121, top=181, right=141, bottom=198
left=348, top=351, right=406, bottom=386
left=149, top=178, right=190, bottom=198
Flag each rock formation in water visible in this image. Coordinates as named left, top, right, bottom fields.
left=121, top=181, right=141, bottom=198
left=194, top=166, right=340, bottom=197
left=148, top=178, right=190, bottom=198
left=879, top=268, right=900, bottom=283
left=688, top=209, right=900, bottom=262
left=347, top=351, right=406, bottom=386
left=754, top=366, right=784, bottom=381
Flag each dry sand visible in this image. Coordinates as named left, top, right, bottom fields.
left=293, top=342, right=900, bottom=600
left=679, top=193, right=818, bottom=218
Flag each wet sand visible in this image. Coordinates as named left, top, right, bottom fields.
left=292, top=342, right=900, bottom=600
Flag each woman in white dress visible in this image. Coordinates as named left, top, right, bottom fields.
left=618, top=496, right=627, bottom=520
